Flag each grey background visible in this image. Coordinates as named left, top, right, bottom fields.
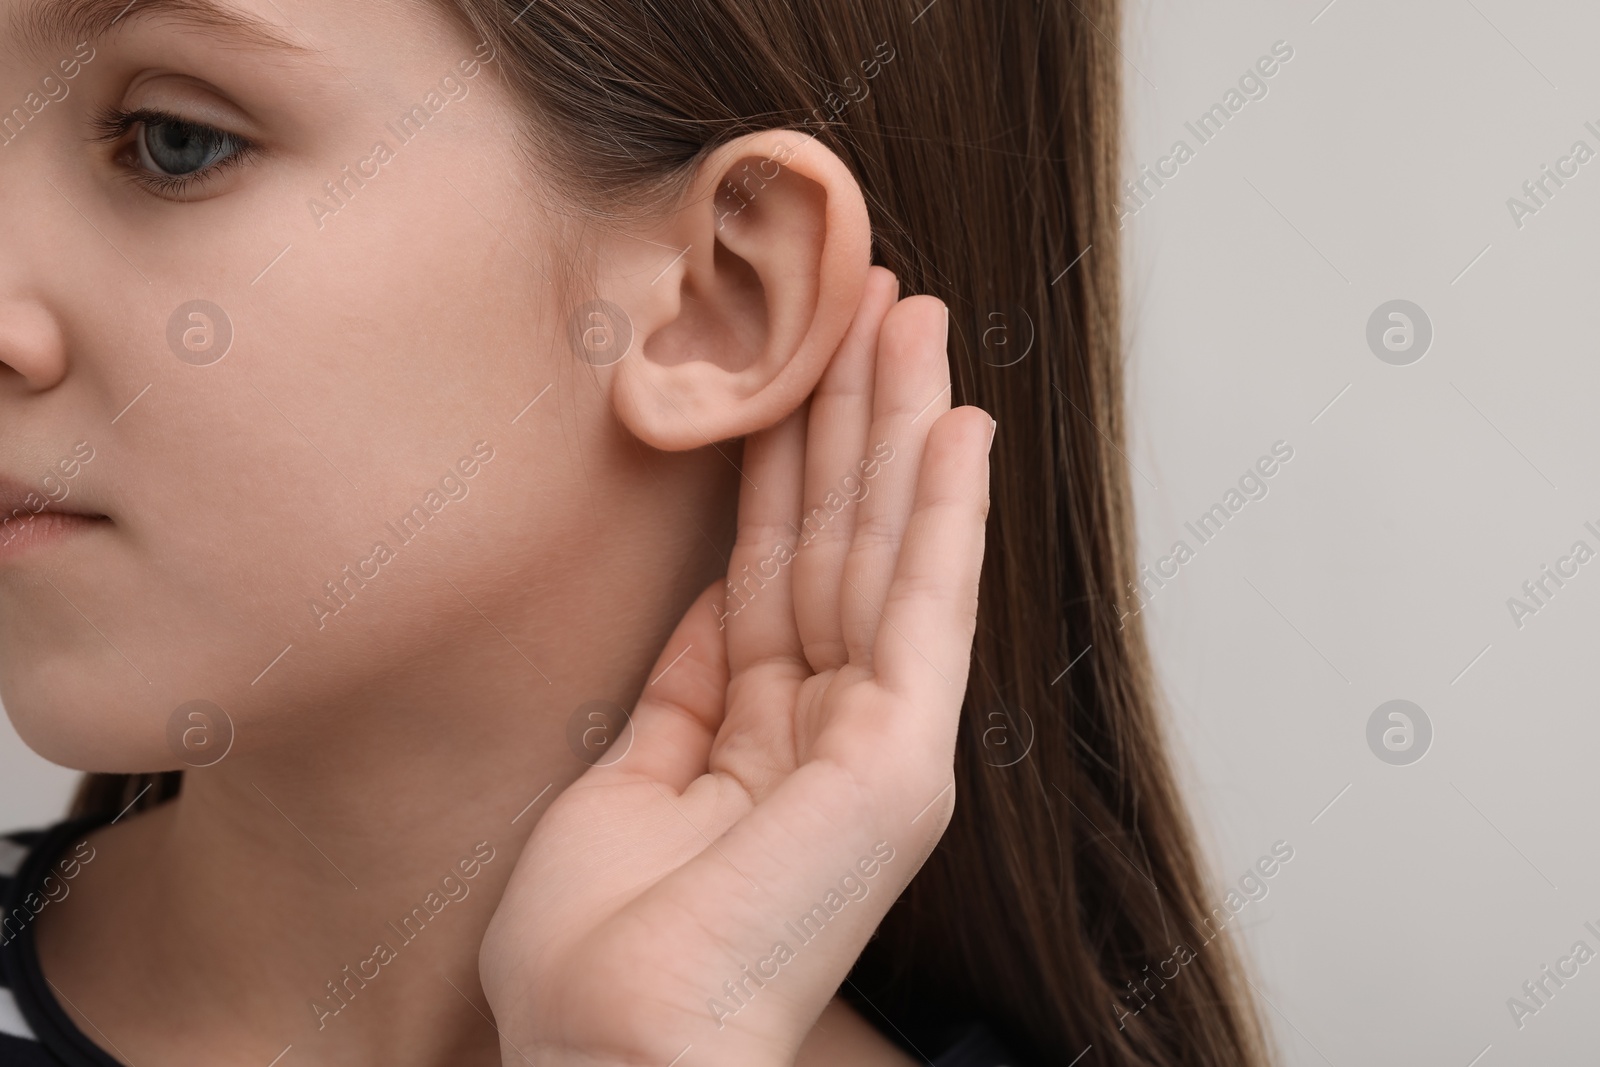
left=1122, top=1, right=1598, bottom=1063
left=4, top=0, right=1597, bottom=1062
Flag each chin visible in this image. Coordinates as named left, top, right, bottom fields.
left=0, top=662, right=179, bottom=774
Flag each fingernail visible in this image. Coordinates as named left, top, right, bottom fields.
left=987, top=417, right=998, bottom=450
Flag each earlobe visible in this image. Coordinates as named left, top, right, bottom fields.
left=599, top=131, right=871, bottom=451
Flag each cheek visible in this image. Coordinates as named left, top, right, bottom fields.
left=2, top=166, right=571, bottom=770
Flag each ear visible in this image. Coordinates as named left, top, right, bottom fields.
left=590, top=130, right=871, bottom=451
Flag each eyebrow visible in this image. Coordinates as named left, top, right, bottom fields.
left=10, top=0, right=315, bottom=58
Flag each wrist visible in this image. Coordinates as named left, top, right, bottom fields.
left=502, top=1035, right=793, bottom=1067
left=509, top=1048, right=790, bottom=1067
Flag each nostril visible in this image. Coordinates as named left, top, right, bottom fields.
left=0, top=298, right=69, bottom=390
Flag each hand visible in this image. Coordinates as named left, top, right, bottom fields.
left=479, top=267, right=995, bottom=1067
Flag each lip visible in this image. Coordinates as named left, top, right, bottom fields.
left=0, top=475, right=109, bottom=561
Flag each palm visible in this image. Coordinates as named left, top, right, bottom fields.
left=481, top=269, right=993, bottom=1067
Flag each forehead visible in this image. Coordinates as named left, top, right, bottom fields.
left=5, top=0, right=311, bottom=60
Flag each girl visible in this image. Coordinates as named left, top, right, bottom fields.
left=0, top=0, right=1271, bottom=1064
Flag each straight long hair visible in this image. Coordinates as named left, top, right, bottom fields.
left=73, top=2, right=1272, bottom=1063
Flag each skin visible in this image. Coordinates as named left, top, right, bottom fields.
left=0, top=2, right=993, bottom=1065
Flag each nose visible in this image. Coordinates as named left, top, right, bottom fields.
left=0, top=295, right=68, bottom=391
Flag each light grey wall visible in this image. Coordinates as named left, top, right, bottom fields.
left=1123, top=1, right=1599, bottom=1064
left=0, top=704, right=79, bottom=831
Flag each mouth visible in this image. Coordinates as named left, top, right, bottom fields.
left=0, top=475, right=110, bottom=560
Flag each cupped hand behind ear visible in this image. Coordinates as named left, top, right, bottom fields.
left=479, top=266, right=995, bottom=1067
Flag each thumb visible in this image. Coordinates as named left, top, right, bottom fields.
left=589, top=579, right=731, bottom=791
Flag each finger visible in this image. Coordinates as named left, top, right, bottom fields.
left=840, top=296, right=951, bottom=668
left=794, top=267, right=899, bottom=674
left=723, top=405, right=807, bottom=676
left=597, top=580, right=730, bottom=791
left=873, top=406, right=994, bottom=716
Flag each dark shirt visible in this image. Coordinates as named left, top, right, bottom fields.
left=0, top=816, right=117, bottom=1066
left=0, top=816, right=1019, bottom=1066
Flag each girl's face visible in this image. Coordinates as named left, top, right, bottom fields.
left=0, top=0, right=701, bottom=769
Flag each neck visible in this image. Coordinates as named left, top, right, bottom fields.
left=48, top=678, right=595, bottom=1065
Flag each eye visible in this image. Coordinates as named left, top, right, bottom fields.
left=89, top=106, right=260, bottom=197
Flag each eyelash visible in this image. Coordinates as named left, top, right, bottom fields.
left=88, top=105, right=260, bottom=196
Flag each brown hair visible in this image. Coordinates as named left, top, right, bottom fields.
left=73, top=1, right=1272, bottom=1062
